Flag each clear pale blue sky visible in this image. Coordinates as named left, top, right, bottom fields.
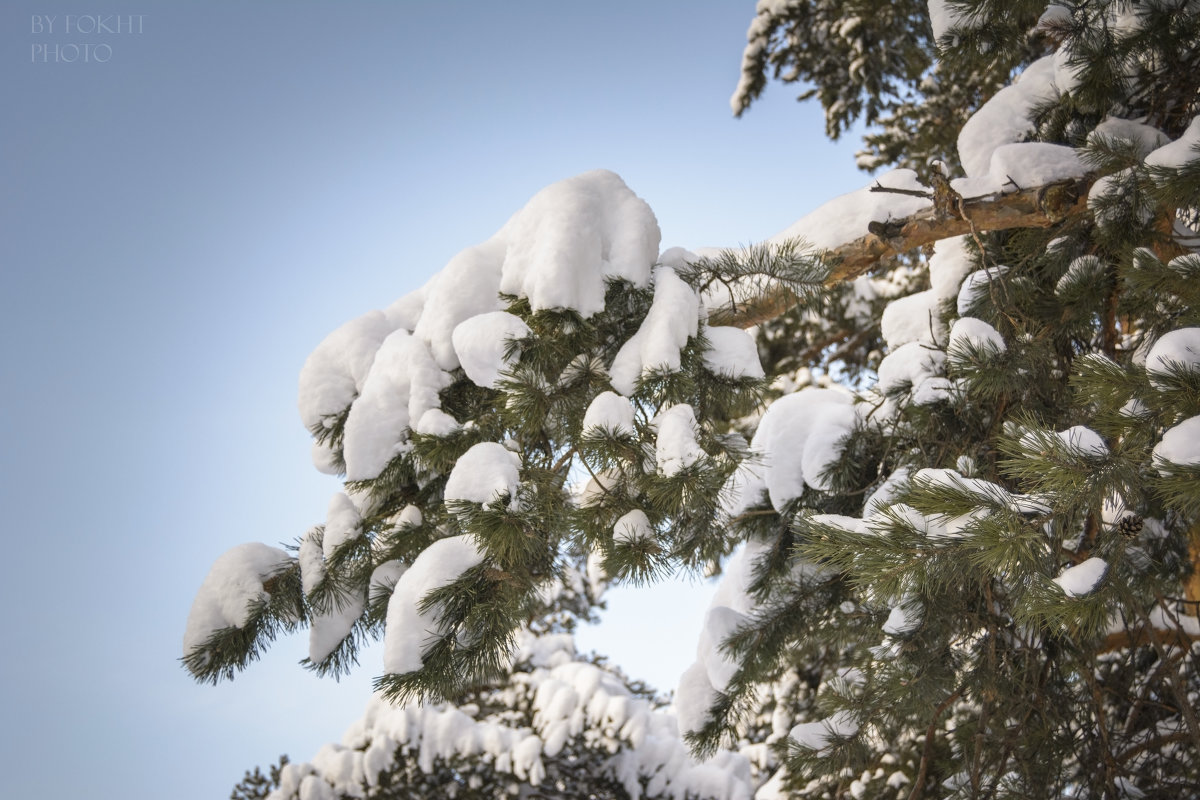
left=1, top=3, right=863, bottom=797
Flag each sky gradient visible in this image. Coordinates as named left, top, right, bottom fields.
left=2, top=3, right=865, bottom=797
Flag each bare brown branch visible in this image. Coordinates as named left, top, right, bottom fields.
left=711, top=176, right=1093, bottom=329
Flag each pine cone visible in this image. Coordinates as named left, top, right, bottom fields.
left=1117, top=514, right=1144, bottom=538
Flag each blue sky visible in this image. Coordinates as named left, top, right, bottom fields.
left=2, top=3, right=864, bottom=797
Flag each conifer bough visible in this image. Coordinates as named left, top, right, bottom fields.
left=193, top=1, right=1200, bottom=798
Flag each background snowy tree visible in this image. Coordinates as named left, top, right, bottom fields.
left=187, top=2, right=1200, bottom=798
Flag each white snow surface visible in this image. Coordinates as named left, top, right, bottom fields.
left=1145, top=327, right=1200, bottom=385
left=952, top=142, right=1087, bottom=199
left=443, top=442, right=521, bottom=508
left=1054, top=557, right=1108, bottom=597
left=452, top=311, right=531, bottom=389
left=496, top=169, right=660, bottom=317
left=1154, top=415, right=1200, bottom=469
left=1089, top=116, right=1170, bottom=158
left=297, top=310, right=399, bottom=431
left=957, top=265, right=1009, bottom=316
left=788, top=710, right=859, bottom=751
left=949, top=317, right=1006, bottom=355
left=340, top=329, right=451, bottom=481
left=928, top=0, right=972, bottom=45
left=881, top=236, right=972, bottom=349
left=1145, top=116, right=1200, bottom=171
left=704, top=326, right=766, bottom=379
left=770, top=169, right=930, bottom=251
left=876, top=342, right=948, bottom=405
left=582, top=391, right=637, bottom=437
left=183, top=542, right=292, bottom=657
left=1056, top=426, right=1109, bottom=457
left=609, top=267, right=701, bottom=396
left=957, top=56, right=1060, bottom=179
left=654, top=404, right=704, bottom=477
left=723, top=388, right=857, bottom=515
left=382, top=535, right=486, bottom=675
left=613, top=509, right=654, bottom=545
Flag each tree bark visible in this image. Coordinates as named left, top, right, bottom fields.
left=709, top=176, right=1092, bottom=330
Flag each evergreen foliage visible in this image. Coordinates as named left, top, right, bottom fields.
left=185, top=2, right=1200, bottom=798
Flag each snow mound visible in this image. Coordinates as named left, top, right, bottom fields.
left=183, top=543, right=292, bottom=658
left=444, top=442, right=521, bottom=508
left=1054, top=557, right=1107, bottom=597
left=1154, top=415, right=1200, bottom=470
left=452, top=311, right=531, bottom=389
left=383, top=535, right=486, bottom=675
left=609, top=267, right=701, bottom=396
left=723, top=388, right=858, bottom=515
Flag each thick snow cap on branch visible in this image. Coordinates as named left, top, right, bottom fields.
left=452, top=311, right=531, bottom=389
left=769, top=169, right=930, bottom=250
left=723, top=388, right=858, bottom=516
left=183, top=542, right=292, bottom=657
left=444, top=442, right=521, bottom=508
left=609, top=266, right=702, bottom=396
left=382, top=534, right=485, bottom=675
left=297, top=170, right=660, bottom=470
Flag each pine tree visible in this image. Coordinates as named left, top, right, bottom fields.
left=187, top=2, right=1200, bottom=798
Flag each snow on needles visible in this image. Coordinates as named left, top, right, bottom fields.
left=270, top=631, right=755, bottom=800
left=444, top=442, right=521, bottom=508
left=182, top=542, right=292, bottom=658
left=383, top=534, right=485, bottom=675
left=610, top=266, right=701, bottom=396
left=296, top=169, right=660, bottom=475
left=723, top=387, right=859, bottom=516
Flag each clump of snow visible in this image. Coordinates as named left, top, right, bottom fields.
left=498, top=169, right=660, bottom=317
left=1144, top=116, right=1200, bottom=172
left=953, top=143, right=1087, bottom=199
left=877, top=342, right=947, bottom=401
left=1056, top=426, right=1109, bottom=457
left=582, top=391, right=636, bottom=437
left=452, top=311, right=531, bottom=389
left=1088, top=117, right=1170, bottom=159
left=864, top=467, right=912, bottom=519
left=184, top=543, right=292, bottom=657
left=1055, top=255, right=1104, bottom=295
left=882, top=599, right=923, bottom=636
left=1145, top=328, right=1200, bottom=386
left=444, top=442, right=521, bottom=508
left=881, top=236, right=973, bottom=349
left=609, top=267, right=701, bottom=396
left=958, top=56, right=1059, bottom=179
left=340, top=330, right=451, bottom=481
left=723, top=388, right=858, bottom=515
left=1022, top=425, right=1109, bottom=458
left=769, top=169, right=930, bottom=251
left=948, top=317, right=1006, bottom=356
left=956, top=265, right=1009, bottom=316
left=298, top=311, right=398, bottom=431
left=654, top=404, right=704, bottom=477
left=613, top=510, right=654, bottom=545
left=1053, top=557, right=1107, bottom=597
left=383, top=535, right=486, bottom=675
left=676, top=540, right=770, bottom=736
left=704, top=326, right=766, bottom=379
left=789, top=710, right=859, bottom=751
left=1153, top=416, right=1200, bottom=470
left=411, top=239, right=508, bottom=370
left=306, top=493, right=369, bottom=662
